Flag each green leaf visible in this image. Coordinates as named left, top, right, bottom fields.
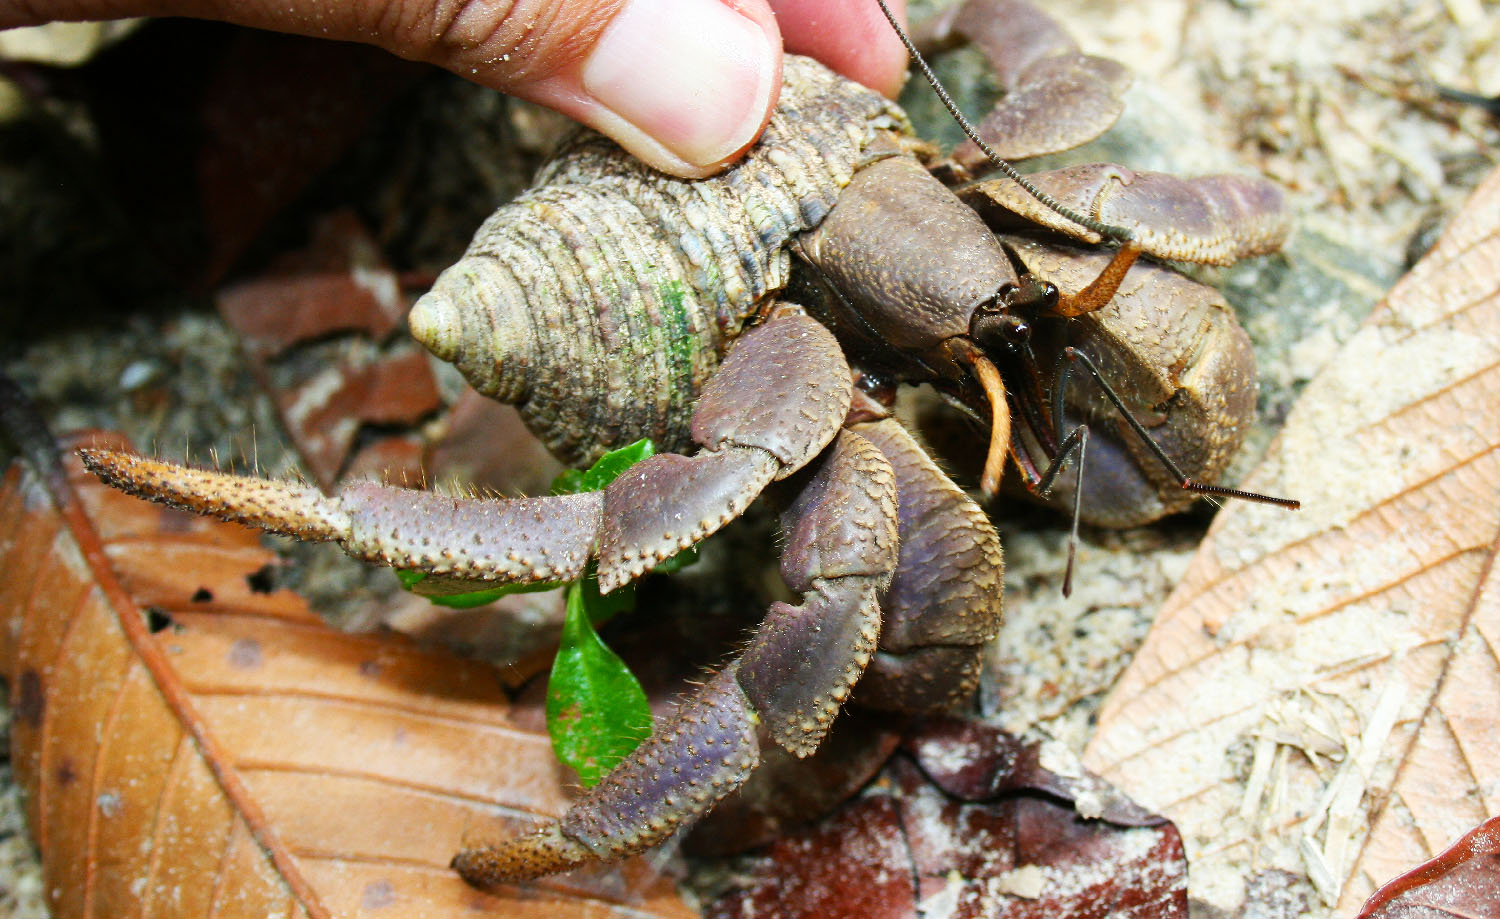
left=423, top=580, right=565, bottom=608
left=395, top=569, right=563, bottom=608
left=551, top=438, right=655, bottom=495
left=546, top=576, right=653, bottom=786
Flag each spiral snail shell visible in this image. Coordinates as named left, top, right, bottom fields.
left=407, top=56, right=908, bottom=467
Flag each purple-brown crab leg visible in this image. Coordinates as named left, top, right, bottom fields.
left=854, top=418, right=1004, bottom=713
left=920, top=0, right=1132, bottom=177
left=453, top=426, right=899, bottom=885
left=79, top=308, right=855, bottom=597
left=960, top=164, right=1292, bottom=267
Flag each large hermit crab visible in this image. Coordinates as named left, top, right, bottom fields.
left=82, top=0, right=1293, bottom=887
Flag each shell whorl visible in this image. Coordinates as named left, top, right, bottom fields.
left=408, top=56, right=907, bottom=466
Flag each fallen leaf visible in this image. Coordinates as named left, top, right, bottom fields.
left=1356, top=814, right=1500, bottom=918
left=1084, top=167, right=1500, bottom=915
left=0, top=430, right=693, bottom=919
left=216, top=212, right=442, bottom=489
left=705, top=718, right=1186, bottom=919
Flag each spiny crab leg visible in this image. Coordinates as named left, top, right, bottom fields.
left=852, top=418, right=1004, bottom=713
left=81, top=308, right=854, bottom=597
left=455, top=428, right=899, bottom=885
left=960, top=165, right=1291, bottom=268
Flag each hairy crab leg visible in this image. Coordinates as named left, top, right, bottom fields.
left=80, top=309, right=854, bottom=596
left=853, top=418, right=1004, bottom=713
left=454, top=428, right=899, bottom=886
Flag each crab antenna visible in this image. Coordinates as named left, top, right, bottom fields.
left=969, top=353, right=1011, bottom=495
left=873, top=0, right=1136, bottom=246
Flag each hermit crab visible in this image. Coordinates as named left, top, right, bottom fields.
left=82, top=0, right=1296, bottom=887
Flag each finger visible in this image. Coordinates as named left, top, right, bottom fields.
left=501, top=0, right=783, bottom=178
left=1, top=0, right=784, bottom=179
left=769, top=0, right=909, bottom=98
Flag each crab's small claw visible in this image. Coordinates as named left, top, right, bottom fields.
left=854, top=418, right=1004, bottom=713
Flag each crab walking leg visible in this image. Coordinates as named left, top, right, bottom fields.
left=78, top=309, right=855, bottom=594
left=454, top=429, right=899, bottom=886
left=961, top=165, right=1290, bottom=267
left=853, top=419, right=1005, bottom=713
left=931, top=0, right=1132, bottom=173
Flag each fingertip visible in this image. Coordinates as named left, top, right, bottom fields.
left=771, top=0, right=910, bottom=98
left=578, top=0, right=782, bottom=175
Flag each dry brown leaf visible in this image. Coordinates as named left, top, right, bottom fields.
left=1083, top=166, right=1500, bottom=916
left=0, top=430, right=694, bottom=919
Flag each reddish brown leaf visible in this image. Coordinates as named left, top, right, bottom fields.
left=0, top=431, right=693, bottom=919
left=705, top=719, right=1186, bottom=919
left=903, top=717, right=1160, bottom=826
left=1357, top=815, right=1500, bottom=919
left=424, top=391, right=568, bottom=500
left=1085, top=166, right=1500, bottom=914
left=217, top=213, right=442, bottom=488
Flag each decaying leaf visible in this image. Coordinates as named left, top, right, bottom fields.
left=216, top=212, right=442, bottom=489
left=705, top=717, right=1187, bottom=919
left=0, top=430, right=692, bottom=919
left=1356, top=814, right=1500, bottom=918
left=1085, top=167, right=1500, bottom=914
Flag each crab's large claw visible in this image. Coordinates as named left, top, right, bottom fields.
left=80, top=308, right=854, bottom=597
left=922, top=0, right=1132, bottom=177
left=454, top=426, right=900, bottom=885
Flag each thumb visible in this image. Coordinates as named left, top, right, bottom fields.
left=402, top=0, right=783, bottom=178
left=1, top=0, right=784, bottom=177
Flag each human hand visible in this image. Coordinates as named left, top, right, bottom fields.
left=0, top=0, right=909, bottom=177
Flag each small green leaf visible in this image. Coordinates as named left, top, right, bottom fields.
left=551, top=438, right=656, bottom=495
left=546, top=576, right=652, bottom=786
left=423, top=580, right=564, bottom=608
left=549, top=467, right=587, bottom=496
left=396, top=568, right=563, bottom=607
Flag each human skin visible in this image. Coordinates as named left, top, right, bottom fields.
left=0, top=0, right=910, bottom=177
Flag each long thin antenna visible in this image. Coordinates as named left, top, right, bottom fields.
left=873, top=0, right=1135, bottom=245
